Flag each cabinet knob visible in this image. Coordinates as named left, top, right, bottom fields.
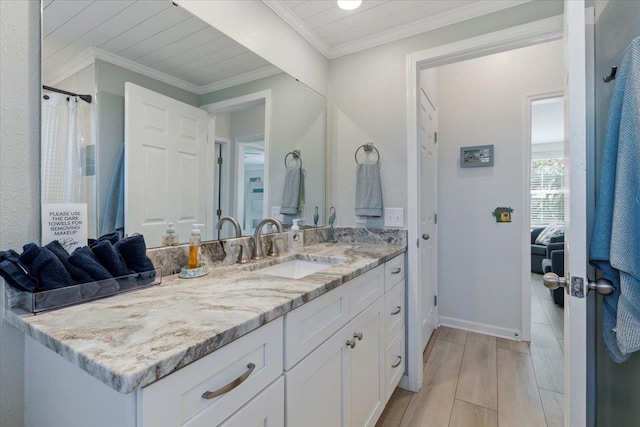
left=353, top=332, right=363, bottom=341
left=346, top=339, right=357, bottom=349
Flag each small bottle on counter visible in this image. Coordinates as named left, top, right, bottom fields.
left=291, top=219, right=303, bottom=252
left=161, top=222, right=179, bottom=247
left=188, top=224, right=204, bottom=269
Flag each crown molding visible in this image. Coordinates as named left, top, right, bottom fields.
left=196, top=65, right=282, bottom=95
left=43, top=48, right=97, bottom=86
left=263, top=0, right=532, bottom=59
left=44, top=48, right=283, bottom=96
left=92, top=48, right=201, bottom=94
left=330, top=0, right=532, bottom=58
left=262, top=0, right=331, bottom=57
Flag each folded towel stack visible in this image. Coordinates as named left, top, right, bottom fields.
left=0, top=233, right=156, bottom=297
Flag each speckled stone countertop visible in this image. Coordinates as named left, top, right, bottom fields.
left=5, top=242, right=405, bottom=394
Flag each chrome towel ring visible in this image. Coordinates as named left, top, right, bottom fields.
left=285, top=150, right=302, bottom=168
left=354, top=142, right=380, bottom=164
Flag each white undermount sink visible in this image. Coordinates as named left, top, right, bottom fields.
left=259, top=259, right=340, bottom=279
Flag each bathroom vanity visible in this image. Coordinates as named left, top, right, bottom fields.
left=7, top=242, right=406, bottom=427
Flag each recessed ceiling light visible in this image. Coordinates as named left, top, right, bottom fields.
left=337, top=0, right=362, bottom=11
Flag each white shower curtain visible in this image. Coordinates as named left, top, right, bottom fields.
left=41, top=93, right=92, bottom=205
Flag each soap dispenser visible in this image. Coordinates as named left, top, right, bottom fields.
left=162, top=223, right=179, bottom=247
left=188, top=224, right=204, bottom=269
left=291, top=219, right=303, bottom=252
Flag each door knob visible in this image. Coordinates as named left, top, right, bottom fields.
left=588, top=278, right=615, bottom=296
left=543, top=272, right=615, bottom=296
left=422, top=233, right=430, bottom=240
left=543, top=272, right=568, bottom=291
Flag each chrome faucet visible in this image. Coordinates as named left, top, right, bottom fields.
left=215, top=216, right=242, bottom=238
left=253, top=218, right=284, bottom=260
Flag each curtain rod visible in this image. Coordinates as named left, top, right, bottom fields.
left=42, top=85, right=92, bottom=103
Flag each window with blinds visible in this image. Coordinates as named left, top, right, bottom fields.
left=531, top=158, right=565, bottom=227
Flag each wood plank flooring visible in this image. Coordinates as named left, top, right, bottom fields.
left=376, top=273, right=564, bottom=427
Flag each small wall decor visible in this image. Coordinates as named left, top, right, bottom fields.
left=492, top=207, right=514, bottom=223
left=460, top=144, right=494, bottom=168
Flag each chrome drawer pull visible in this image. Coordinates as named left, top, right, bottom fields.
left=202, top=363, right=256, bottom=399
left=391, top=267, right=401, bottom=274
left=391, top=306, right=401, bottom=315
left=391, top=356, right=402, bottom=368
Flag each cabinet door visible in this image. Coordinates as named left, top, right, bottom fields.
left=350, top=297, right=385, bottom=427
left=286, top=323, right=353, bottom=427
left=219, top=377, right=284, bottom=427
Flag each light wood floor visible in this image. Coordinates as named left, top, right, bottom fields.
left=376, top=274, right=565, bottom=427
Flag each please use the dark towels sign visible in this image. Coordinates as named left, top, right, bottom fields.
left=41, top=203, right=88, bottom=253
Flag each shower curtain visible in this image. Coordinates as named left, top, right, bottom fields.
left=41, top=92, right=94, bottom=230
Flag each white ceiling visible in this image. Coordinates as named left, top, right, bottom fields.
left=264, top=0, right=533, bottom=58
left=42, top=0, right=279, bottom=93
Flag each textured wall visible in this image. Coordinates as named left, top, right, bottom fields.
left=328, top=1, right=563, bottom=227
left=0, top=1, right=41, bottom=426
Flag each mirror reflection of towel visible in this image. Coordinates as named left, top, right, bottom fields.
left=101, top=145, right=124, bottom=236
left=280, top=166, right=304, bottom=215
left=355, top=163, right=383, bottom=217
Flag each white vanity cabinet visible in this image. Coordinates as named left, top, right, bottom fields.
left=22, top=252, right=406, bottom=427
left=285, top=255, right=406, bottom=427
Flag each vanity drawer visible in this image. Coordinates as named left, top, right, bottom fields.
left=210, top=377, right=283, bottom=427
left=284, top=283, right=351, bottom=370
left=384, top=254, right=405, bottom=291
left=138, top=318, right=283, bottom=427
left=384, top=280, right=405, bottom=346
left=384, top=327, right=406, bottom=403
left=350, top=264, right=385, bottom=318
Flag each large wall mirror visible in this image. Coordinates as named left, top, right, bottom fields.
left=40, top=0, right=326, bottom=248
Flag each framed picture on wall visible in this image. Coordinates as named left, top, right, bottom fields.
left=460, top=145, right=494, bottom=168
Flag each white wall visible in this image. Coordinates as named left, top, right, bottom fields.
left=437, top=40, right=563, bottom=336
left=328, top=1, right=563, bottom=227
left=178, top=0, right=328, bottom=96
left=0, top=1, right=41, bottom=426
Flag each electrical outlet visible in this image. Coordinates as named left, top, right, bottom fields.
left=384, top=208, right=404, bottom=228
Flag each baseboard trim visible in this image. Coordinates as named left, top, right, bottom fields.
left=439, top=316, right=522, bottom=341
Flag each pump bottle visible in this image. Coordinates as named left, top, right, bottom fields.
left=188, top=224, right=205, bottom=269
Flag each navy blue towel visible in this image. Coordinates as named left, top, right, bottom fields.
left=89, top=232, right=120, bottom=248
left=114, top=235, right=155, bottom=273
left=45, top=240, right=94, bottom=284
left=0, top=249, right=39, bottom=292
left=69, top=246, right=113, bottom=282
left=19, top=244, right=75, bottom=290
left=91, top=240, right=130, bottom=277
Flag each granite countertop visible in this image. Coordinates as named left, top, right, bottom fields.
left=5, top=242, right=405, bottom=394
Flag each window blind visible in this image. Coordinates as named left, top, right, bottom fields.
left=531, top=158, right=565, bottom=227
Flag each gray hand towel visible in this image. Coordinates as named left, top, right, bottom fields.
left=280, top=166, right=302, bottom=215
left=355, top=163, right=383, bottom=217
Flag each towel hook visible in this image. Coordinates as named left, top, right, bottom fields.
left=603, top=66, right=617, bottom=83
left=355, top=142, right=380, bottom=165
left=285, top=150, right=302, bottom=168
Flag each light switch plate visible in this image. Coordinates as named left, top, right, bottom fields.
left=384, top=208, right=404, bottom=228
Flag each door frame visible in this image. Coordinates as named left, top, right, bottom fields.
left=201, top=90, right=272, bottom=231
left=404, top=16, right=563, bottom=392
left=234, top=135, right=267, bottom=234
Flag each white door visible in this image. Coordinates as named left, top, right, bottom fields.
left=560, top=1, right=592, bottom=425
left=124, top=82, right=208, bottom=247
left=419, top=83, right=438, bottom=350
